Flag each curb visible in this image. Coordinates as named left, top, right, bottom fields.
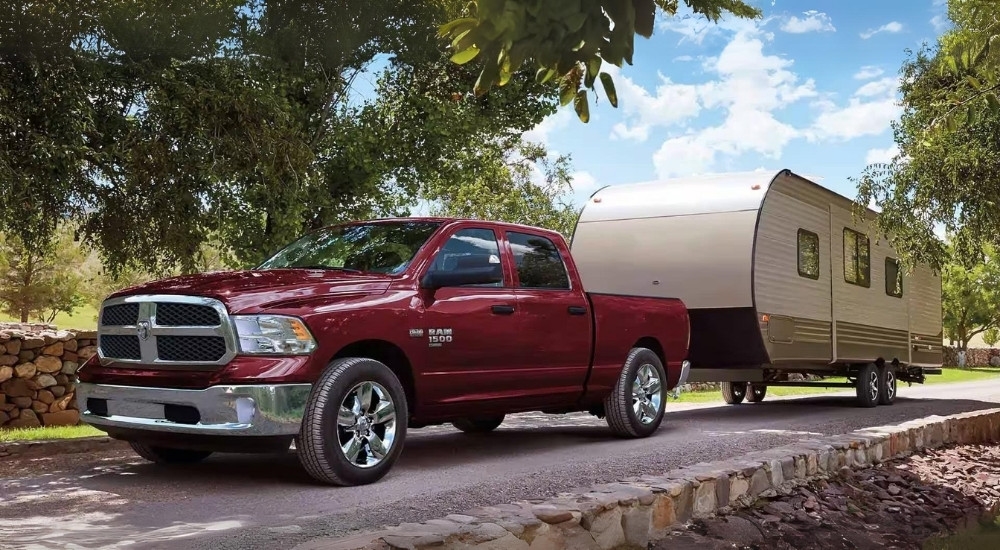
left=0, top=435, right=128, bottom=459
left=300, top=408, right=1000, bottom=550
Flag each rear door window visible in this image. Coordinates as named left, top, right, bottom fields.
left=506, top=231, right=571, bottom=289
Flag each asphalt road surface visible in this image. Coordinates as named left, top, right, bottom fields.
left=4, top=380, right=1000, bottom=550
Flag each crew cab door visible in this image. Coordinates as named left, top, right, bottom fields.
left=415, top=225, right=525, bottom=411
left=503, top=229, right=593, bottom=403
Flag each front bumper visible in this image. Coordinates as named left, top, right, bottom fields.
left=76, top=382, right=312, bottom=437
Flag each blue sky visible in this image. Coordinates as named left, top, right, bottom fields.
left=522, top=0, right=952, bottom=206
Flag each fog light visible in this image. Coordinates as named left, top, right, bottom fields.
left=236, top=397, right=257, bottom=424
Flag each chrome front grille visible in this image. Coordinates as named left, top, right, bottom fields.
left=97, top=295, right=237, bottom=367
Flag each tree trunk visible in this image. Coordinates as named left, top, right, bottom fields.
left=19, top=308, right=28, bottom=323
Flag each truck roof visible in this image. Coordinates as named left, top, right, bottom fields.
left=338, top=216, right=569, bottom=240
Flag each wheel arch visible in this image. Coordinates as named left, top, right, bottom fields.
left=332, top=340, right=416, bottom=413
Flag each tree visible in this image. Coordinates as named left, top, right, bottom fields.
left=439, top=0, right=760, bottom=121
left=984, top=327, right=1000, bottom=348
left=855, top=0, right=1000, bottom=269
left=0, top=225, right=86, bottom=323
left=941, top=244, right=1000, bottom=351
left=424, top=141, right=581, bottom=237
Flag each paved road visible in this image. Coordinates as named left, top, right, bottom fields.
left=4, top=380, right=1000, bottom=550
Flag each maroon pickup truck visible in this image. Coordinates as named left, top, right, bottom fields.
left=76, top=218, right=690, bottom=485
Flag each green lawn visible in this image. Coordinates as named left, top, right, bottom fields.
left=673, top=367, right=1000, bottom=404
left=0, top=303, right=100, bottom=331
left=0, top=424, right=104, bottom=443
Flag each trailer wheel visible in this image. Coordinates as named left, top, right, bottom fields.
left=604, top=347, right=667, bottom=438
left=452, top=415, right=505, bottom=433
left=129, top=441, right=213, bottom=464
left=746, top=384, right=767, bottom=403
left=721, top=381, right=747, bottom=404
left=877, top=363, right=897, bottom=405
left=855, top=363, right=880, bottom=408
left=297, top=357, right=408, bottom=486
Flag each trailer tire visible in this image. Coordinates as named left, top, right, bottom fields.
left=721, top=382, right=747, bottom=405
left=129, top=441, right=213, bottom=464
left=604, top=347, right=667, bottom=438
left=855, top=363, right=880, bottom=408
left=746, top=384, right=767, bottom=403
left=877, top=363, right=897, bottom=406
left=452, top=416, right=505, bottom=433
left=298, top=357, right=408, bottom=486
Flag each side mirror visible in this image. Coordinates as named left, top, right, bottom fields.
left=422, top=266, right=502, bottom=289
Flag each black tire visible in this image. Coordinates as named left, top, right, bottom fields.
left=604, top=347, right=668, bottom=438
left=855, top=363, right=880, bottom=408
left=297, top=357, right=408, bottom=486
left=877, top=363, right=897, bottom=405
left=452, top=415, right=505, bottom=433
left=721, top=381, right=747, bottom=405
left=129, top=441, right=213, bottom=464
left=746, top=383, right=767, bottom=403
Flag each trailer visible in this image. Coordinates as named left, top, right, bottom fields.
left=569, top=168, right=943, bottom=407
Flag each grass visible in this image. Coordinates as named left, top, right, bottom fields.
left=0, top=303, right=100, bottom=331
left=0, top=424, right=104, bottom=443
left=673, top=367, right=1000, bottom=404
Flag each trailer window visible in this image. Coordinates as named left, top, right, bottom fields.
left=507, top=232, right=570, bottom=289
left=797, top=229, right=820, bottom=280
left=843, top=228, right=870, bottom=288
left=885, top=257, right=903, bottom=297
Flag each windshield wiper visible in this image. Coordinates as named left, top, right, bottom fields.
left=293, top=265, right=365, bottom=274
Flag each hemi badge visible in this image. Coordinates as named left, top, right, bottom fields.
left=409, top=329, right=424, bottom=338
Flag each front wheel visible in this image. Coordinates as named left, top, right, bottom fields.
left=855, top=363, right=880, bottom=408
left=129, top=441, right=213, bottom=464
left=721, top=381, right=747, bottom=405
left=452, top=415, right=505, bottom=433
left=297, top=357, right=408, bottom=486
left=605, top=347, right=667, bottom=438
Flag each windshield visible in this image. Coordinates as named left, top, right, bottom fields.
left=257, top=221, right=442, bottom=275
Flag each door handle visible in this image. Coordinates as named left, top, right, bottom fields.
left=491, top=305, right=515, bottom=315
left=568, top=306, right=587, bottom=315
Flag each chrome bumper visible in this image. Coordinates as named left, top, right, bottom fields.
left=76, top=382, right=312, bottom=436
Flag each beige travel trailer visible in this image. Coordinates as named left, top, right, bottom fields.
left=569, top=168, right=943, bottom=408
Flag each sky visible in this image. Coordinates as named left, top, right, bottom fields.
left=520, top=0, right=953, bottom=207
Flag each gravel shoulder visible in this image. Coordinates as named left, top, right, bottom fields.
left=657, top=444, right=1000, bottom=550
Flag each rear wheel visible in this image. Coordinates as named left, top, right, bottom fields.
left=746, top=384, right=767, bottom=403
left=297, top=357, right=408, bottom=486
left=855, top=363, right=880, bottom=408
left=452, top=416, right=505, bottom=433
left=877, top=363, right=897, bottom=405
left=129, top=441, right=212, bottom=464
left=605, top=347, right=667, bottom=438
left=721, top=381, right=747, bottom=405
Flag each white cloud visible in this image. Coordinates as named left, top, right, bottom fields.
left=780, top=11, right=835, bottom=34
left=854, top=77, right=898, bottom=98
left=608, top=67, right=702, bottom=142
left=865, top=144, right=900, bottom=165
left=860, top=21, right=903, bottom=39
left=523, top=107, right=573, bottom=146
left=673, top=55, right=694, bottom=62
left=853, top=65, right=884, bottom=80
left=808, top=98, right=899, bottom=141
left=657, top=3, right=771, bottom=44
left=931, top=14, right=949, bottom=32
left=570, top=170, right=599, bottom=194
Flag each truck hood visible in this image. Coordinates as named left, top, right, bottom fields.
left=108, top=269, right=394, bottom=313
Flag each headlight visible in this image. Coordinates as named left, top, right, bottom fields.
left=233, top=315, right=317, bottom=355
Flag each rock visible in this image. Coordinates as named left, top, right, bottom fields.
left=34, top=355, right=62, bottom=374
left=21, top=337, right=44, bottom=350
left=622, top=506, right=652, bottom=547
left=0, top=365, right=12, bottom=383
left=0, top=354, right=17, bottom=366
left=0, top=410, right=8, bottom=425
left=694, top=480, right=717, bottom=517
left=12, top=396, right=33, bottom=408
left=55, top=373, right=69, bottom=385
left=730, top=477, right=750, bottom=504
left=888, top=484, right=902, bottom=496
left=9, top=408, right=41, bottom=428
left=4, top=340, right=22, bottom=356
left=750, top=468, right=771, bottom=496
left=35, top=374, right=58, bottom=388
left=61, top=361, right=79, bottom=374
left=41, top=342, right=63, bottom=356
left=702, top=516, right=764, bottom=543
left=19, top=350, right=35, bottom=362
left=63, top=351, right=78, bottom=363
left=50, top=385, right=66, bottom=397
left=8, top=407, right=18, bottom=419
left=77, top=331, right=97, bottom=339
left=78, top=346, right=97, bottom=361
left=588, top=508, right=625, bottom=549
left=2, top=377, right=34, bottom=398
left=13, top=362, right=35, bottom=379
left=652, top=495, right=677, bottom=532
left=64, top=339, right=78, bottom=352
left=31, top=400, right=48, bottom=414
left=532, top=505, right=574, bottom=524
left=41, top=410, right=79, bottom=426
left=37, top=389, right=55, bottom=404
left=52, top=394, right=73, bottom=412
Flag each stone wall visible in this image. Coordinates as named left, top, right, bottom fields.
left=0, top=324, right=95, bottom=429
left=943, top=346, right=1000, bottom=367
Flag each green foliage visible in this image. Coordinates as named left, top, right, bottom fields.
left=0, top=225, right=87, bottom=323
left=438, top=0, right=760, bottom=121
left=855, top=0, right=1000, bottom=268
left=424, top=141, right=581, bottom=237
left=984, top=327, right=1000, bottom=348
left=941, top=244, right=1000, bottom=351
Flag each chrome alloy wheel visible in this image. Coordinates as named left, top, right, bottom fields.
left=867, top=370, right=880, bottom=402
left=632, top=363, right=663, bottom=425
left=885, top=369, right=896, bottom=400
left=337, top=381, right=397, bottom=468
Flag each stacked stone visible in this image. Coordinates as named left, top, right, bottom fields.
left=943, top=346, right=1000, bottom=367
left=0, top=327, right=94, bottom=429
